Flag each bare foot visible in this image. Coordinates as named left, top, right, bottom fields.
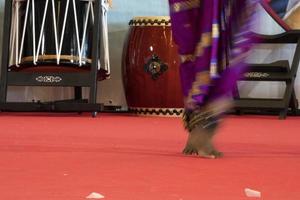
left=197, top=150, right=216, bottom=159
left=182, top=126, right=219, bottom=159
left=211, top=149, right=224, bottom=158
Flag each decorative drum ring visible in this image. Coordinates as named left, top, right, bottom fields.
left=129, top=16, right=171, bottom=26
left=128, top=107, right=184, bottom=117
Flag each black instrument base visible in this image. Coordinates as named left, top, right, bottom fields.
left=0, top=101, right=103, bottom=117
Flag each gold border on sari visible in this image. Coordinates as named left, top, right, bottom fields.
left=180, top=54, right=195, bottom=63
left=179, top=32, right=213, bottom=64
left=210, top=62, right=218, bottom=77
left=171, top=0, right=200, bottom=13
left=186, top=70, right=211, bottom=105
left=194, top=32, right=212, bottom=57
left=212, top=23, right=220, bottom=38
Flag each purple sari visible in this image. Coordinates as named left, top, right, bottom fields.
left=169, top=0, right=258, bottom=130
left=169, top=0, right=258, bottom=109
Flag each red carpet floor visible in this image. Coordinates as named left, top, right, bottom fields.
left=0, top=113, right=300, bottom=200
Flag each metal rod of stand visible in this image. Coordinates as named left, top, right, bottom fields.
left=89, top=0, right=102, bottom=105
left=0, top=0, right=13, bottom=102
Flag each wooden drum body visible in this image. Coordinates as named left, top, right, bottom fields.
left=122, top=16, right=183, bottom=116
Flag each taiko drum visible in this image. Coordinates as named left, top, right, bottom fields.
left=122, top=16, right=184, bottom=116
left=9, top=0, right=109, bottom=80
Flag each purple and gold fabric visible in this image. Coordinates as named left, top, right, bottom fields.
left=168, top=0, right=258, bottom=109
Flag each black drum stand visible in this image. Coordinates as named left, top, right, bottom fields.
left=234, top=31, right=300, bottom=119
left=0, top=0, right=103, bottom=117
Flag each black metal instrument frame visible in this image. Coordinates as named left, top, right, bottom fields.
left=234, top=31, right=300, bottom=119
left=0, top=0, right=103, bottom=117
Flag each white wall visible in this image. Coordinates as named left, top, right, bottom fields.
left=0, top=1, right=299, bottom=108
